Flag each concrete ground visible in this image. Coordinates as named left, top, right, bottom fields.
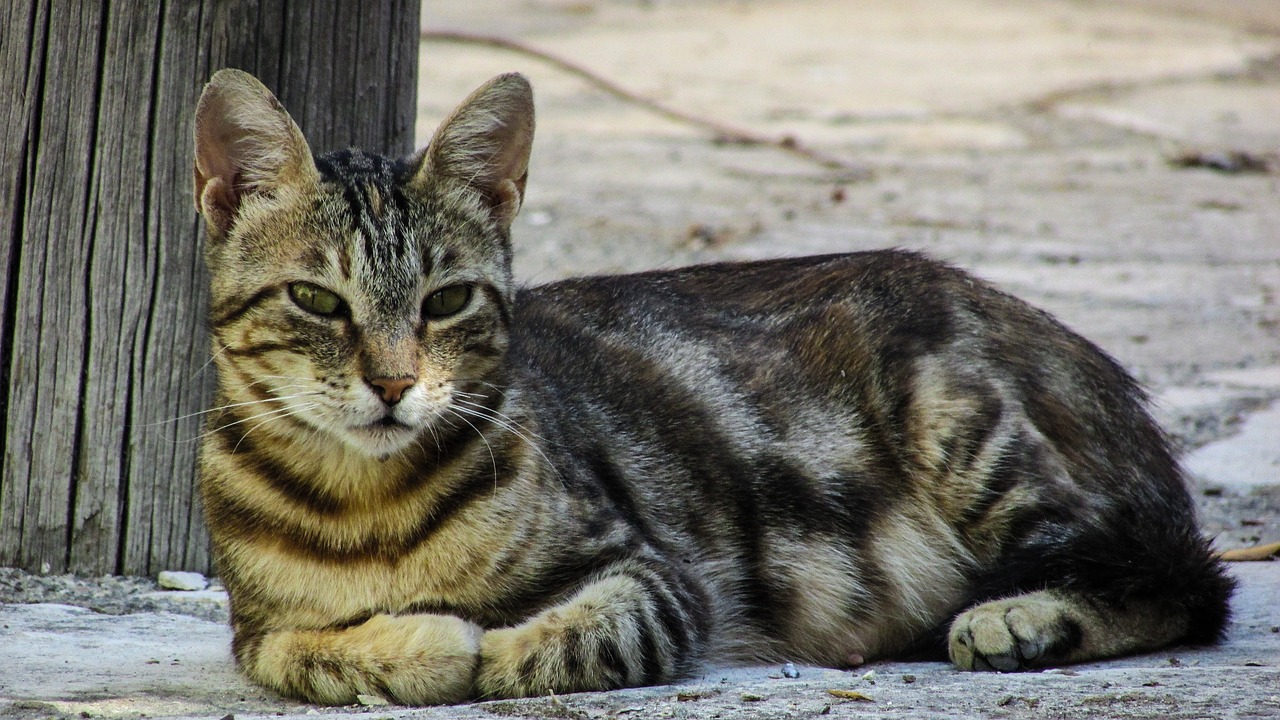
left=3, top=0, right=1279, bottom=717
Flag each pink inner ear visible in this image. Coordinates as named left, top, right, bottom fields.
left=198, top=174, right=241, bottom=236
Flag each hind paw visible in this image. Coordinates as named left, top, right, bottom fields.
left=948, top=592, right=1080, bottom=672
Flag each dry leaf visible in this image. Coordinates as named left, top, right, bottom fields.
left=828, top=688, right=874, bottom=701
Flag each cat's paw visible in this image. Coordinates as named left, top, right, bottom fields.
left=250, top=614, right=483, bottom=705
left=477, top=577, right=645, bottom=698
left=948, top=593, right=1081, bottom=672
left=477, top=619, right=617, bottom=698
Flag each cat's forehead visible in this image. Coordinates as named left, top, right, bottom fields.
left=308, top=148, right=422, bottom=309
left=315, top=148, right=405, bottom=183
left=292, top=148, right=503, bottom=297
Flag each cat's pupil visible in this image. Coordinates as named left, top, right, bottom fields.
left=289, top=282, right=343, bottom=316
left=423, top=285, right=471, bottom=319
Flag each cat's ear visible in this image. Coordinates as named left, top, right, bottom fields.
left=415, top=73, right=535, bottom=232
left=193, top=68, right=320, bottom=237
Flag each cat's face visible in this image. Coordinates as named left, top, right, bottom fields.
left=194, top=71, right=534, bottom=458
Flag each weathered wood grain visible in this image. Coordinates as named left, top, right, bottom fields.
left=1, top=0, right=421, bottom=575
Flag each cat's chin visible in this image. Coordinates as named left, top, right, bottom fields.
left=340, top=419, right=422, bottom=459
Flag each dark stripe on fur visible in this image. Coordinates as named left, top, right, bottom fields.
left=212, top=287, right=278, bottom=328
left=224, top=341, right=299, bottom=358
left=214, top=424, right=345, bottom=514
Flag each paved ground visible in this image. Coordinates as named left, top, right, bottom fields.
left=3, top=0, right=1279, bottom=718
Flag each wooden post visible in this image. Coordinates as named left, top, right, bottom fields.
left=1, top=0, right=420, bottom=575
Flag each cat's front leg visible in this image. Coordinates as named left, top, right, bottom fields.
left=241, top=613, right=482, bottom=705
left=477, top=563, right=708, bottom=698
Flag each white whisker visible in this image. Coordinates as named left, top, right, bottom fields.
left=191, top=341, right=234, bottom=380
left=448, top=402, right=563, bottom=485
left=205, top=403, right=318, bottom=443
left=143, top=390, right=322, bottom=428
left=445, top=407, right=499, bottom=489
left=453, top=397, right=550, bottom=443
left=232, top=403, right=321, bottom=454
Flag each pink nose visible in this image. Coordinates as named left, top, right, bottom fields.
left=366, top=376, right=415, bottom=405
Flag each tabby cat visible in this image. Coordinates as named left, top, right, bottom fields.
left=192, top=69, right=1233, bottom=705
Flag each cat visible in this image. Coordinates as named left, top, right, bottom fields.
left=192, top=68, right=1233, bottom=706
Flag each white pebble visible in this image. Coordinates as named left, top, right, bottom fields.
left=157, top=570, right=209, bottom=591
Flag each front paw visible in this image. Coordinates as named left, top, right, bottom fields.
left=250, top=614, right=483, bottom=705
left=476, top=616, right=632, bottom=698
left=948, top=594, right=1081, bottom=672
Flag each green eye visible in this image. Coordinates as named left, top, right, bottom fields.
left=288, top=282, right=344, bottom=316
left=423, top=285, right=472, bottom=319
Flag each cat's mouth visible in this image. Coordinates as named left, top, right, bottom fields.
left=344, top=414, right=420, bottom=456
left=363, top=415, right=412, bottom=432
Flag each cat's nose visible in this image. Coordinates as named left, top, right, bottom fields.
left=366, top=376, right=415, bottom=405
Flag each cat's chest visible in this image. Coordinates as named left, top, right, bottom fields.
left=228, top=489, right=547, bottom=628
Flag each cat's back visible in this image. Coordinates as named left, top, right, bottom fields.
left=508, top=247, right=1157, bottom=509
left=512, top=249, right=975, bottom=363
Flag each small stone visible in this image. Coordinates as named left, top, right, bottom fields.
left=525, top=210, right=554, bottom=227
left=781, top=662, right=800, bottom=678
left=157, top=571, right=208, bottom=591
left=356, top=694, right=390, bottom=707
left=901, top=674, right=916, bottom=684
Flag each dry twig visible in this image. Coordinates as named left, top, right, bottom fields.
left=422, top=29, right=869, bottom=177
left=1218, top=541, right=1280, bottom=562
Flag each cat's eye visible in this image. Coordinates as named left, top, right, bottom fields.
left=288, top=282, right=345, bottom=317
left=423, top=285, right=472, bottom=319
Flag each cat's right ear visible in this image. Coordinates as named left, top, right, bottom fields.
left=193, top=68, right=320, bottom=238
left=414, top=73, right=535, bottom=233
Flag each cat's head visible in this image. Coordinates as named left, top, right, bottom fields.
left=193, top=69, right=534, bottom=458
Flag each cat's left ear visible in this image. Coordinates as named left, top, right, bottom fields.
left=414, top=73, right=535, bottom=232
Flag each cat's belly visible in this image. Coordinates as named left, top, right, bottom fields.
left=714, top=509, right=973, bottom=664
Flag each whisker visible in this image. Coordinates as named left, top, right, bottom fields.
left=205, top=403, right=318, bottom=442
left=142, top=390, right=322, bottom=428
left=448, top=402, right=563, bottom=485
left=451, top=378, right=514, bottom=402
left=453, top=397, right=551, bottom=444
left=445, top=407, right=499, bottom=489
left=233, top=403, right=321, bottom=454
left=191, top=341, right=234, bottom=381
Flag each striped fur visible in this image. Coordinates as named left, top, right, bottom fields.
left=193, top=70, right=1233, bottom=705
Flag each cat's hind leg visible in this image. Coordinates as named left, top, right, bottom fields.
left=948, top=505, right=1234, bottom=671
left=947, top=590, right=1187, bottom=671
